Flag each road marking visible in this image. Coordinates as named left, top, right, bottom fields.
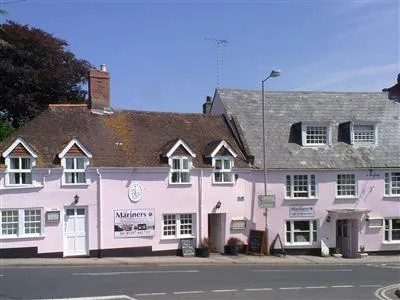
left=332, top=285, right=354, bottom=288
left=33, top=296, right=135, bottom=300
left=74, top=270, right=199, bottom=276
left=173, top=291, right=204, bottom=295
left=279, top=287, right=303, bottom=290
left=360, top=284, right=382, bottom=288
left=134, top=293, right=166, bottom=296
left=244, top=288, right=273, bottom=291
left=305, top=286, right=328, bottom=289
left=212, top=289, right=238, bottom=293
left=253, top=269, right=352, bottom=272
left=375, top=284, right=400, bottom=300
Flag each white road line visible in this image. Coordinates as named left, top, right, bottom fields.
left=134, top=293, right=166, bottom=296
left=244, top=288, right=273, bottom=291
left=305, top=286, right=328, bottom=289
left=33, top=296, right=134, bottom=300
left=212, top=289, right=238, bottom=293
left=279, top=287, right=303, bottom=290
left=173, top=291, right=204, bottom=295
left=74, top=270, right=199, bottom=276
left=332, top=285, right=354, bottom=288
left=360, top=284, right=383, bottom=288
left=253, top=269, right=352, bottom=272
left=375, top=284, right=400, bottom=300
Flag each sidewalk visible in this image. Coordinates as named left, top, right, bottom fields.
left=1, top=253, right=399, bottom=267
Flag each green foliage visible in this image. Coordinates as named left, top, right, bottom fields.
left=0, top=119, right=15, bottom=141
left=0, top=21, right=92, bottom=128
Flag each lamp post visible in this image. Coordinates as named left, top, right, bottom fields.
left=261, top=69, right=280, bottom=254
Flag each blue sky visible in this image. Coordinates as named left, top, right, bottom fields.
left=2, top=0, right=399, bottom=113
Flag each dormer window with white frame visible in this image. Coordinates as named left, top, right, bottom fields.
left=351, top=124, right=377, bottom=146
left=165, top=139, right=196, bottom=185
left=209, top=140, right=237, bottom=185
left=58, top=138, right=92, bottom=186
left=169, top=156, right=191, bottom=184
left=302, top=123, right=331, bottom=146
left=2, top=138, right=37, bottom=187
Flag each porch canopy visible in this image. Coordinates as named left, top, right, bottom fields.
left=327, top=208, right=371, bottom=218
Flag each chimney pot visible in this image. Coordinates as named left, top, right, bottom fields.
left=202, top=96, right=213, bottom=114
left=100, top=64, right=107, bottom=72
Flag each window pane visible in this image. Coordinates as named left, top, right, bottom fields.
left=223, top=172, right=233, bottom=182
left=21, top=158, right=31, bottom=169
left=215, top=159, right=222, bottom=170
left=24, top=209, right=41, bottom=235
left=65, top=173, right=73, bottom=183
left=77, top=209, right=85, bottom=215
left=66, top=158, right=74, bottom=169
left=163, top=214, right=176, bottom=236
left=391, top=173, right=400, bottom=195
left=214, top=172, right=222, bottom=182
left=293, top=221, right=310, bottom=231
left=286, top=175, right=291, bottom=197
left=1, top=210, right=18, bottom=235
left=10, top=173, right=19, bottom=184
left=306, top=126, right=327, bottom=144
left=76, top=158, right=85, bottom=169
left=66, top=209, right=74, bottom=216
left=179, top=214, right=193, bottom=235
left=172, top=158, right=180, bottom=170
left=182, top=159, right=188, bottom=170
left=76, top=172, right=85, bottom=183
left=21, top=173, right=32, bottom=184
left=10, top=158, right=19, bottom=169
left=294, top=232, right=310, bottom=242
left=181, top=172, right=189, bottom=183
left=392, top=219, right=400, bottom=230
left=171, top=172, right=179, bottom=183
left=223, top=159, right=231, bottom=170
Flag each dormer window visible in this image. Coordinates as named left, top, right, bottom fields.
left=8, top=157, right=32, bottom=185
left=65, top=157, right=86, bottom=184
left=301, top=123, right=331, bottom=146
left=58, top=138, right=92, bottom=186
left=208, top=140, right=237, bottom=185
left=352, top=124, right=376, bottom=145
left=169, top=156, right=191, bottom=184
left=213, top=157, right=234, bottom=183
left=2, top=138, right=37, bottom=187
left=164, top=139, right=196, bottom=185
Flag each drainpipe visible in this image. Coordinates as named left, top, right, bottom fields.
left=198, top=168, right=203, bottom=246
left=96, top=169, right=102, bottom=258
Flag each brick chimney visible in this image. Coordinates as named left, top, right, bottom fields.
left=89, top=64, right=110, bottom=110
left=202, top=96, right=213, bottom=114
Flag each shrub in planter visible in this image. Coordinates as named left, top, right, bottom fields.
left=224, top=236, right=243, bottom=256
left=195, top=237, right=210, bottom=258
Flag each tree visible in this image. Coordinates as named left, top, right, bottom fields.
left=0, top=9, right=10, bottom=48
left=0, top=119, right=14, bottom=141
left=0, top=21, right=92, bottom=128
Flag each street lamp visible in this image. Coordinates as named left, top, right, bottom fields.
left=261, top=69, right=280, bottom=254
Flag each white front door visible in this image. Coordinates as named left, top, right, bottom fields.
left=64, top=207, right=88, bottom=257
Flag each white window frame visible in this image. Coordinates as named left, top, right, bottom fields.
left=213, top=156, right=234, bottom=184
left=285, top=174, right=317, bottom=199
left=169, top=156, right=191, bottom=184
left=285, top=219, right=318, bottom=245
left=336, top=174, right=357, bottom=197
left=351, top=124, right=377, bottom=146
left=61, top=156, right=89, bottom=185
left=302, top=124, right=331, bottom=146
left=384, top=172, right=400, bottom=196
left=162, top=213, right=195, bottom=239
left=0, top=208, right=44, bottom=238
left=384, top=218, right=400, bottom=243
left=5, top=156, right=35, bottom=186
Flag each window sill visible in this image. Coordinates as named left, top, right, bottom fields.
left=284, top=243, right=319, bottom=248
left=212, top=182, right=235, bottom=185
left=168, top=182, right=192, bottom=186
left=161, top=236, right=195, bottom=241
left=382, top=196, right=400, bottom=200
left=61, top=183, right=90, bottom=188
left=0, top=235, right=45, bottom=240
left=382, top=241, right=400, bottom=245
left=1, top=184, right=44, bottom=190
left=335, top=197, right=358, bottom=200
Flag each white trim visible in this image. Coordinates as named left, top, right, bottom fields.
left=166, top=139, right=196, bottom=158
left=301, top=123, right=332, bottom=146
left=336, top=173, right=357, bottom=198
left=0, top=208, right=44, bottom=238
left=2, top=137, right=37, bottom=158
left=58, top=138, right=92, bottom=159
left=351, top=122, right=378, bottom=146
left=168, top=156, right=192, bottom=184
left=209, top=140, right=237, bottom=158
left=212, top=156, right=235, bottom=184
left=61, top=156, right=90, bottom=185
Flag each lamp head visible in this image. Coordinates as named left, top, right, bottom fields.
left=270, top=70, right=281, bottom=78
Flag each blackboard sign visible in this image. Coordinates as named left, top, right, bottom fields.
left=247, top=230, right=266, bottom=255
left=181, top=238, right=195, bottom=257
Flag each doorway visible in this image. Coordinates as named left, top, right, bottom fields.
left=64, top=206, right=88, bottom=257
left=336, top=219, right=358, bottom=258
left=208, top=213, right=226, bottom=253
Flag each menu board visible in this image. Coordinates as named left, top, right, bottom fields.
left=181, top=238, right=195, bottom=257
left=247, top=229, right=266, bottom=255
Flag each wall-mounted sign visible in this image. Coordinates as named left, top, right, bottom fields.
left=114, top=208, right=155, bottom=238
left=45, top=210, right=60, bottom=223
left=128, top=182, right=143, bottom=202
left=289, top=205, right=315, bottom=218
left=368, top=218, right=383, bottom=228
left=258, top=195, right=275, bottom=208
left=230, top=217, right=246, bottom=230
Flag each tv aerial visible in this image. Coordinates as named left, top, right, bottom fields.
left=206, top=38, right=228, bottom=87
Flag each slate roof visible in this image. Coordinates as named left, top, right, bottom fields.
left=0, top=105, right=249, bottom=168
left=214, top=89, right=400, bottom=170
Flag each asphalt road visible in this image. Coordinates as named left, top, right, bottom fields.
left=0, top=263, right=399, bottom=300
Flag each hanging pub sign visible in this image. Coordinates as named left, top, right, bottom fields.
left=114, top=208, right=155, bottom=238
